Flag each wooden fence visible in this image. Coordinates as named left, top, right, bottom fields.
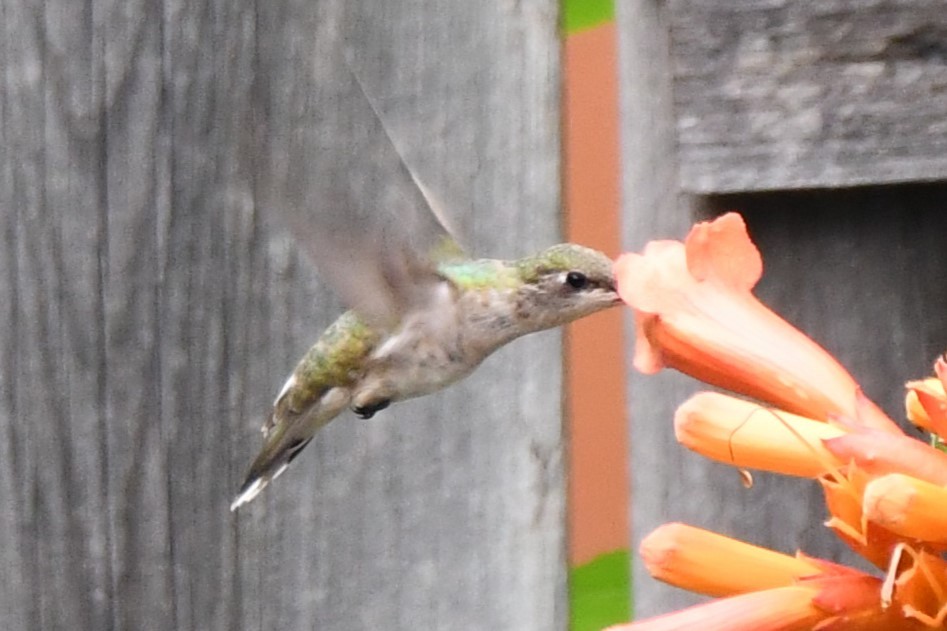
left=1, top=1, right=566, bottom=629
left=4, top=0, right=947, bottom=628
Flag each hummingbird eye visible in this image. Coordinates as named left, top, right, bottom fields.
left=565, top=271, right=588, bottom=290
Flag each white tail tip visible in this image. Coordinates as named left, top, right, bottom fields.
left=229, top=463, right=289, bottom=511
left=230, top=478, right=266, bottom=511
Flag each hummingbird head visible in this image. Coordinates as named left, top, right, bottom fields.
left=514, top=244, right=620, bottom=328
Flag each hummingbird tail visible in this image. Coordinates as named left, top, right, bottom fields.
left=231, top=386, right=350, bottom=511
left=230, top=472, right=277, bottom=511
left=230, top=434, right=313, bottom=511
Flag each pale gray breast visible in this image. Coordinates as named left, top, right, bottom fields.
left=358, top=282, right=523, bottom=401
left=359, top=281, right=469, bottom=399
left=453, top=286, right=526, bottom=361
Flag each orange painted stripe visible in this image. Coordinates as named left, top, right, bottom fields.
left=563, top=21, right=630, bottom=566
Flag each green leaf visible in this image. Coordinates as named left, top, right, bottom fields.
left=570, top=549, right=632, bottom=631
left=562, top=0, right=615, bottom=35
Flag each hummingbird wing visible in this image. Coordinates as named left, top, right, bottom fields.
left=257, top=49, right=465, bottom=329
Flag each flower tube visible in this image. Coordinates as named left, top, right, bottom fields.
left=863, top=473, right=947, bottom=545
left=605, top=574, right=904, bottom=631
left=674, top=391, right=846, bottom=478
left=614, top=213, right=899, bottom=434
left=640, top=523, right=825, bottom=597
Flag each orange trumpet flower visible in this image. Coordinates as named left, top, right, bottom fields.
left=614, top=213, right=899, bottom=434
left=673, top=391, right=845, bottom=478
left=608, top=214, right=947, bottom=630
left=610, top=518, right=938, bottom=630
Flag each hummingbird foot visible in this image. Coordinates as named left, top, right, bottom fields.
left=352, top=398, right=391, bottom=419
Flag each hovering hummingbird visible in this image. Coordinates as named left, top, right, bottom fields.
left=231, top=61, right=620, bottom=510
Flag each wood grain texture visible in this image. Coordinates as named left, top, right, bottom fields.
left=619, top=0, right=947, bottom=618
left=669, top=0, right=947, bottom=193
left=0, top=1, right=564, bottom=629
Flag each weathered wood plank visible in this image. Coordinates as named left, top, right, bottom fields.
left=669, top=0, right=947, bottom=193
left=2, top=1, right=116, bottom=628
left=620, top=0, right=947, bottom=618
left=0, top=1, right=564, bottom=629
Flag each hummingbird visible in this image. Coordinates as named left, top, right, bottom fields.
left=231, top=60, right=621, bottom=510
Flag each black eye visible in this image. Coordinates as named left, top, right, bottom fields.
left=565, top=271, right=588, bottom=289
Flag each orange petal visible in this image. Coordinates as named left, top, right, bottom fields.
left=812, top=617, right=925, bottom=631
left=936, top=356, right=947, bottom=393
left=823, top=429, right=947, bottom=486
left=807, top=573, right=883, bottom=613
left=685, top=212, right=762, bottom=290
left=604, top=586, right=825, bottom=631
left=614, top=213, right=900, bottom=434
left=640, top=523, right=824, bottom=597
left=608, top=565, right=919, bottom=631
left=807, top=571, right=919, bottom=631
left=821, top=469, right=907, bottom=570
left=904, top=378, right=939, bottom=430
left=852, top=389, right=903, bottom=440
left=863, top=474, right=947, bottom=545
left=894, top=547, right=947, bottom=628
left=906, top=378, right=947, bottom=437
left=674, top=392, right=845, bottom=478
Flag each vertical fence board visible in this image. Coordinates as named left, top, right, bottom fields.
left=0, top=1, right=564, bottom=629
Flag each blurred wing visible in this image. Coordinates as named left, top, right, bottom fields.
left=255, top=44, right=465, bottom=328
